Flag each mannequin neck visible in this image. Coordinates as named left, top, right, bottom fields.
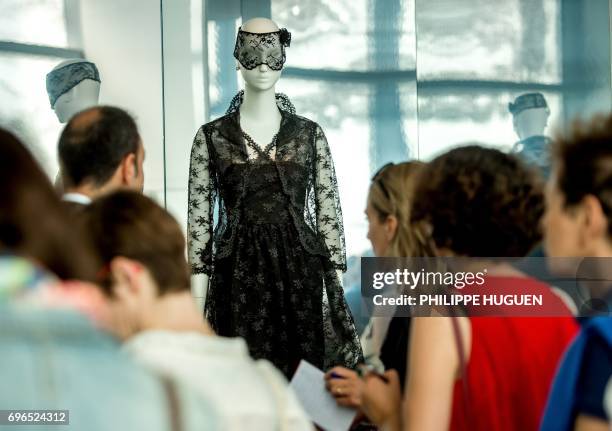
left=240, top=84, right=279, bottom=121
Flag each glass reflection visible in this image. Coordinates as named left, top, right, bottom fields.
left=272, top=0, right=370, bottom=71
left=270, top=0, right=418, bottom=300
left=415, top=0, right=561, bottom=82
left=414, top=0, right=611, bottom=163
left=0, top=0, right=69, bottom=47
left=0, top=52, right=65, bottom=177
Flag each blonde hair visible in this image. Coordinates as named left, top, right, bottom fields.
left=368, top=161, right=432, bottom=257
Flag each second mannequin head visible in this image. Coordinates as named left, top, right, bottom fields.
left=235, top=18, right=286, bottom=91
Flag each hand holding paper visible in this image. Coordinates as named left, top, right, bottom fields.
left=290, top=360, right=358, bottom=431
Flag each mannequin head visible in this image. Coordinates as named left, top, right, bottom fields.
left=235, top=18, right=287, bottom=92
left=47, top=59, right=101, bottom=123
left=509, top=93, right=550, bottom=141
left=513, top=107, right=550, bottom=140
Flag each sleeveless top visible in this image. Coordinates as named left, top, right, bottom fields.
left=450, top=276, right=579, bottom=431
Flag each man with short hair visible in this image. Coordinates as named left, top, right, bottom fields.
left=58, top=106, right=145, bottom=207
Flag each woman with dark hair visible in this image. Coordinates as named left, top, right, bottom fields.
left=360, top=145, right=578, bottom=431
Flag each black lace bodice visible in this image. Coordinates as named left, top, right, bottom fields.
left=187, top=109, right=347, bottom=277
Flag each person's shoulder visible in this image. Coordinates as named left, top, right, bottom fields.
left=584, top=317, right=612, bottom=344
left=252, top=360, right=314, bottom=430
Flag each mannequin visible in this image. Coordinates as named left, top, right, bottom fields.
left=188, top=18, right=362, bottom=378
left=46, top=59, right=101, bottom=124
left=513, top=107, right=549, bottom=141
left=508, top=92, right=552, bottom=178
left=190, top=19, right=289, bottom=306
left=236, top=21, right=346, bottom=285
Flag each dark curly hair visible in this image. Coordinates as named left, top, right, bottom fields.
left=553, top=114, right=612, bottom=237
left=411, top=145, right=544, bottom=257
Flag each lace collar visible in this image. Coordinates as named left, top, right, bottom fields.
left=213, top=91, right=300, bottom=146
left=225, top=90, right=296, bottom=115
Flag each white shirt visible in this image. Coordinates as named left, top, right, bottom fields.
left=123, top=331, right=313, bottom=431
left=62, top=193, right=92, bottom=205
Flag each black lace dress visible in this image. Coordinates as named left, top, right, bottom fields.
left=187, top=93, right=362, bottom=377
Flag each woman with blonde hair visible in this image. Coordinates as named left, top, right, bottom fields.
left=324, top=161, right=429, bottom=425
left=365, top=162, right=430, bottom=259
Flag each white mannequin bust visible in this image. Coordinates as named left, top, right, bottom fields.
left=512, top=106, right=550, bottom=141
left=191, top=18, right=343, bottom=307
left=192, top=18, right=286, bottom=307
left=51, top=59, right=101, bottom=123
left=237, top=18, right=283, bottom=151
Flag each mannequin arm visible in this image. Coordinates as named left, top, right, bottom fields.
left=313, top=124, right=347, bottom=272
left=190, top=273, right=209, bottom=313
left=187, top=126, right=216, bottom=276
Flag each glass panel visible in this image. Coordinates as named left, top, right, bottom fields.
left=415, top=0, right=562, bottom=83
left=162, top=0, right=207, bottom=231
left=416, top=89, right=562, bottom=160
left=271, top=0, right=370, bottom=71
left=398, top=0, right=417, bottom=69
left=414, top=0, right=611, bottom=159
left=0, top=0, right=69, bottom=48
left=398, top=80, right=419, bottom=157
left=207, top=18, right=241, bottom=118
left=272, top=0, right=418, bottom=298
left=0, top=52, right=65, bottom=178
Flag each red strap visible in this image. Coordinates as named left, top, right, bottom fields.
left=450, top=316, right=471, bottom=426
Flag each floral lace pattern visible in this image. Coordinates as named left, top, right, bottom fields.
left=226, top=90, right=296, bottom=115
left=233, top=28, right=291, bottom=71
left=187, top=106, right=362, bottom=374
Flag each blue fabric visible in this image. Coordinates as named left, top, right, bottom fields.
left=0, top=256, right=218, bottom=430
left=0, top=305, right=219, bottom=430
left=541, top=317, right=612, bottom=431
left=574, top=332, right=612, bottom=419
left=512, top=135, right=552, bottom=179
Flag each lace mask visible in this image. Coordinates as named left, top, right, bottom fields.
left=46, top=61, right=101, bottom=107
left=233, top=28, right=291, bottom=71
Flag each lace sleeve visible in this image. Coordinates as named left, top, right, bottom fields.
left=187, top=126, right=216, bottom=275
left=313, top=124, right=347, bottom=272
